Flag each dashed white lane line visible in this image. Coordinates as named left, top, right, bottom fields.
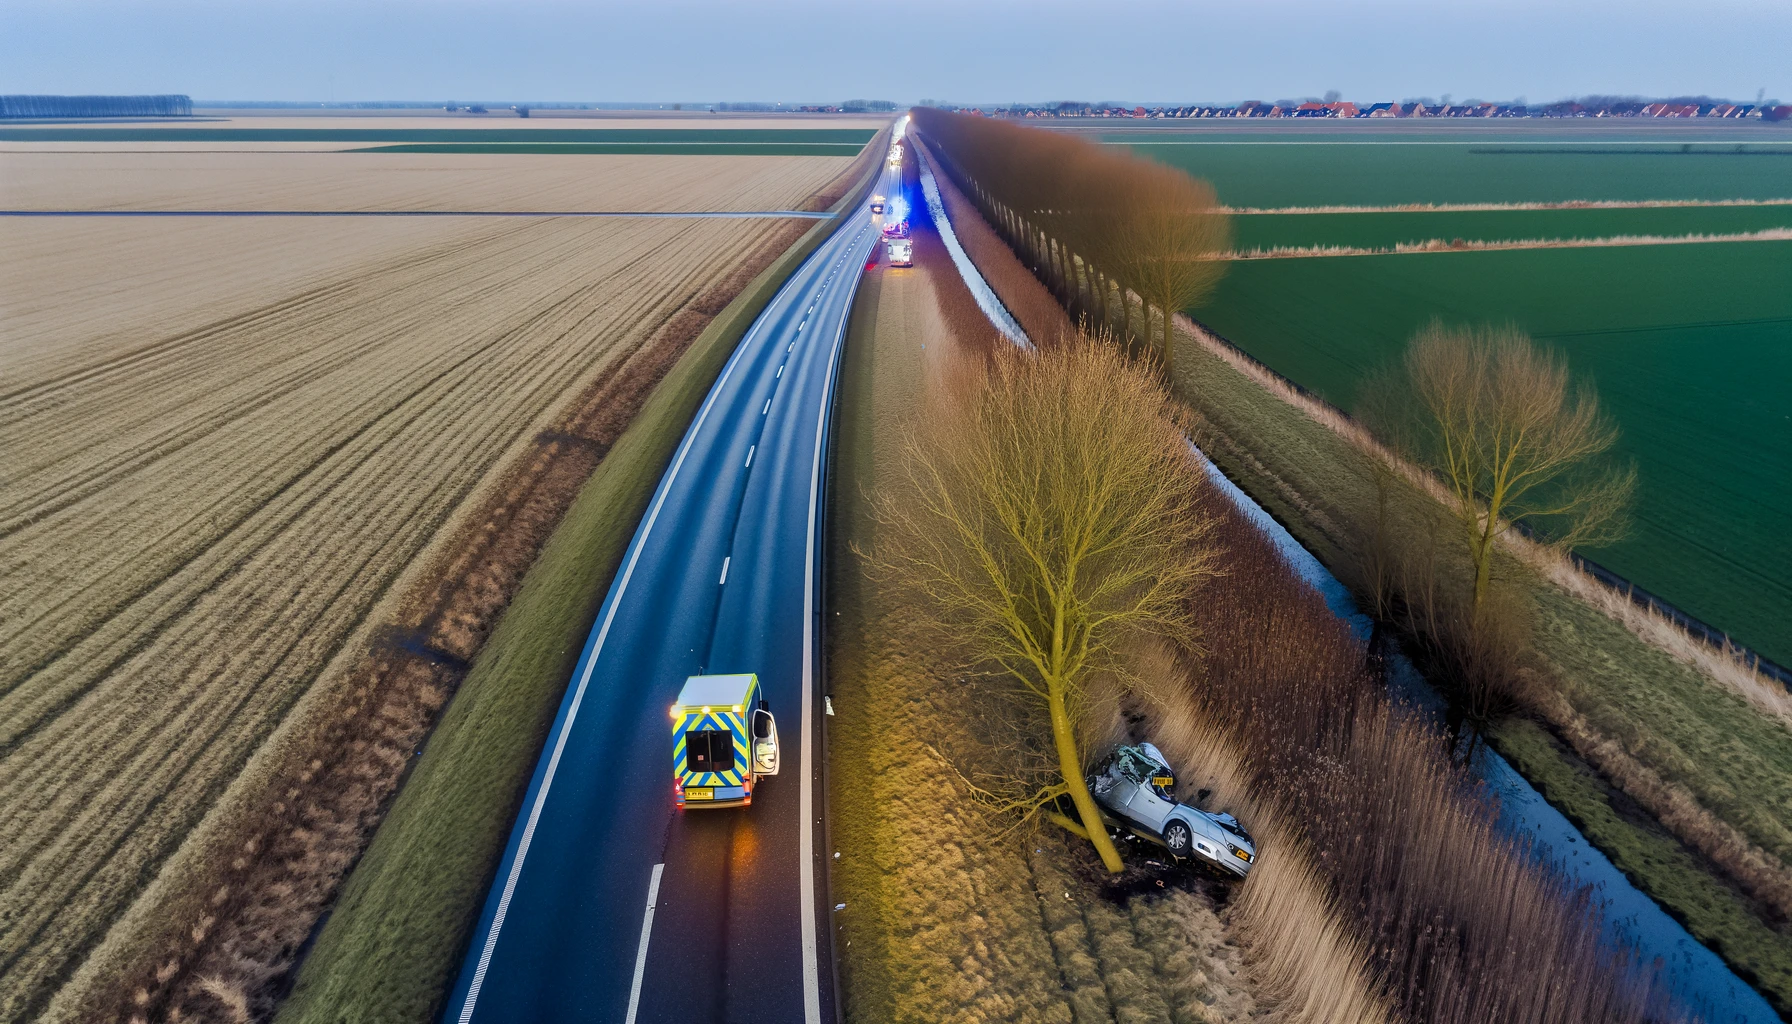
left=788, top=342, right=795, bottom=352
left=719, top=556, right=731, bottom=585
left=777, top=364, right=784, bottom=378
left=763, top=398, right=771, bottom=415
left=745, top=444, right=755, bottom=468
left=623, top=864, right=665, bottom=1024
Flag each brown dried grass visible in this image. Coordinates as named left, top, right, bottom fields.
left=1232, top=227, right=1792, bottom=259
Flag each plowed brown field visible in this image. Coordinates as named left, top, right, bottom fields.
left=0, top=151, right=851, bottom=1022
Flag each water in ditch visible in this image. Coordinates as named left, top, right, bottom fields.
left=1197, top=453, right=1779, bottom=1023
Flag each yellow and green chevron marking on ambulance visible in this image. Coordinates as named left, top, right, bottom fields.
left=670, top=673, right=764, bottom=807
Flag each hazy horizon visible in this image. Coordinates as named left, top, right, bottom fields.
left=7, top=0, right=1788, bottom=108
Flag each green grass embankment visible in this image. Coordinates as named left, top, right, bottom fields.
left=275, top=129, right=889, bottom=1024
left=1196, top=242, right=1792, bottom=665
left=1168, top=320, right=1792, bottom=1012
left=1487, top=717, right=1792, bottom=1002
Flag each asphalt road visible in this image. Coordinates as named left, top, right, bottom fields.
left=444, top=160, right=898, bottom=1024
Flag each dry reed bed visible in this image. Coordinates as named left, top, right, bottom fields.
left=1231, top=227, right=1792, bottom=259
left=1159, top=472, right=1666, bottom=1024
left=1223, top=197, right=1792, bottom=215
left=0, top=158, right=841, bottom=1023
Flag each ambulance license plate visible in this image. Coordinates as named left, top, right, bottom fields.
left=686, top=787, right=714, bottom=801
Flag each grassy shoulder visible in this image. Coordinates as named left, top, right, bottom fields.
left=276, top=131, right=889, bottom=1024
left=827, top=215, right=1260, bottom=1024
left=1168, top=319, right=1792, bottom=1010
left=1487, top=716, right=1792, bottom=1004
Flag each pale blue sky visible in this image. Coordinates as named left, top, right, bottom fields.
left=6, top=0, right=1788, bottom=106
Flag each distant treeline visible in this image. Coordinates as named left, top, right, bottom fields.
left=1, top=94, right=192, bottom=118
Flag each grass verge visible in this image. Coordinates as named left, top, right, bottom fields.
left=1487, top=716, right=1792, bottom=1003
left=273, top=128, right=890, bottom=1024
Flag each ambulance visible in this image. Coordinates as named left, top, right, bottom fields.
left=670, top=674, right=780, bottom=808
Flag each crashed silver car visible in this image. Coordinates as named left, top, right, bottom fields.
left=1088, top=743, right=1257, bottom=877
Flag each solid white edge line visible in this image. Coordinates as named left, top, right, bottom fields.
left=801, top=226, right=863, bottom=1024
left=719, top=555, right=730, bottom=585
left=452, top=218, right=832, bottom=1024
left=622, top=863, right=666, bottom=1024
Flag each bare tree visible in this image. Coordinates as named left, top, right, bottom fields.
left=1363, top=323, right=1635, bottom=611
left=862, top=338, right=1220, bottom=872
left=1105, top=161, right=1231, bottom=376
left=910, top=107, right=1232, bottom=367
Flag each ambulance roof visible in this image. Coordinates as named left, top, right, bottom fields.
left=675, top=673, right=756, bottom=710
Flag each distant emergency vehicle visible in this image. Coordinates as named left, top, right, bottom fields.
left=671, top=674, right=780, bottom=808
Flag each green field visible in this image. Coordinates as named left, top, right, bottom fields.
left=1232, top=203, right=1792, bottom=252
left=0, top=127, right=880, bottom=145
left=1126, top=141, right=1792, bottom=208
left=1192, top=241, right=1792, bottom=665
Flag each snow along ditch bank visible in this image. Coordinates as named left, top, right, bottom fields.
left=913, top=144, right=1776, bottom=1021
left=913, top=143, right=1030, bottom=349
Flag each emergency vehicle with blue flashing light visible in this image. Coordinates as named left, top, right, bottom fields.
left=671, top=674, right=780, bottom=808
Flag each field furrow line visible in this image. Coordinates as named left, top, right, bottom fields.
left=0, top=218, right=697, bottom=689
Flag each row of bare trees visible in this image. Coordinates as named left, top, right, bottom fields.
left=910, top=107, right=1230, bottom=374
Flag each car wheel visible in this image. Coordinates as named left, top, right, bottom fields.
left=1163, top=820, right=1192, bottom=857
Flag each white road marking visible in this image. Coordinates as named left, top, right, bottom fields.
left=763, top=398, right=771, bottom=415
left=623, top=864, right=665, bottom=1024
left=789, top=342, right=795, bottom=352
left=799, top=233, right=862, bottom=1024
left=777, top=364, right=784, bottom=378
left=719, top=556, right=730, bottom=585
left=745, top=444, right=755, bottom=468
left=450, top=218, right=825, bottom=1024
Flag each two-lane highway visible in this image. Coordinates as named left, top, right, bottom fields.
left=445, top=155, right=899, bottom=1024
